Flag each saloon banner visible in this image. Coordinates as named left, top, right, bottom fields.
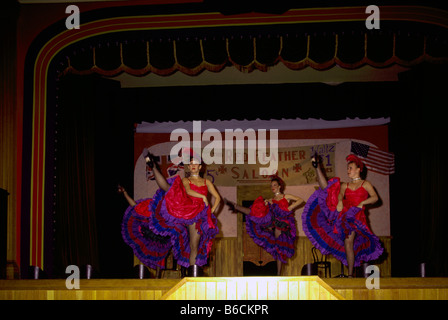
left=205, top=143, right=335, bottom=186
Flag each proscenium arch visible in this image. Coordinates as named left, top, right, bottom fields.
left=21, top=4, right=448, bottom=274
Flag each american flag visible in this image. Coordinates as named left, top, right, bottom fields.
left=350, top=141, right=395, bottom=175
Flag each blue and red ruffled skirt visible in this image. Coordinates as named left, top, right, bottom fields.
left=302, top=178, right=384, bottom=267
left=121, top=176, right=219, bottom=269
left=245, top=196, right=297, bottom=263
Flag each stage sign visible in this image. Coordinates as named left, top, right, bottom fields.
left=204, top=144, right=335, bottom=186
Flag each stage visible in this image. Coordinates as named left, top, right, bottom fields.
left=1, top=276, right=448, bottom=300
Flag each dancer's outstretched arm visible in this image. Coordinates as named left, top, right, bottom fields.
left=118, top=185, right=136, bottom=206
left=223, top=198, right=251, bottom=215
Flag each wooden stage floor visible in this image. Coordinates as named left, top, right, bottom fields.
left=1, top=276, right=448, bottom=300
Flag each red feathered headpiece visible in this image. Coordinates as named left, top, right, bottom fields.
left=179, top=147, right=202, bottom=164
left=346, top=154, right=364, bottom=170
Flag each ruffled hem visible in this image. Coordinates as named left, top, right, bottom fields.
left=302, top=178, right=384, bottom=266
left=121, top=198, right=171, bottom=270
left=246, top=201, right=296, bottom=263
left=150, top=203, right=218, bottom=268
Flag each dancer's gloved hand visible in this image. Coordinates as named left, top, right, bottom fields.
left=223, top=198, right=236, bottom=212
left=117, top=184, right=126, bottom=193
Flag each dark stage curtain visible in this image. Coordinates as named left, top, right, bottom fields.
left=54, top=75, right=99, bottom=276
left=414, top=67, right=448, bottom=277
left=419, top=134, right=448, bottom=276
left=54, top=74, right=134, bottom=278
left=390, top=64, right=448, bottom=277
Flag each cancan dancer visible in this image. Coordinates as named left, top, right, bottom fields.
left=225, top=176, right=304, bottom=276
left=302, top=154, right=384, bottom=277
left=120, top=150, right=220, bottom=277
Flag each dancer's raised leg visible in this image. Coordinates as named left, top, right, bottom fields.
left=145, top=152, right=170, bottom=192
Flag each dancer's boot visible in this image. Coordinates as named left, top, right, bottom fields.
left=187, top=265, right=203, bottom=277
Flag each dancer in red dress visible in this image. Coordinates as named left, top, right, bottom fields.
left=225, top=176, right=304, bottom=275
left=120, top=151, right=220, bottom=277
left=302, top=154, right=384, bottom=277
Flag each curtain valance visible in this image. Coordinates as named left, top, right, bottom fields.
left=59, top=22, right=448, bottom=77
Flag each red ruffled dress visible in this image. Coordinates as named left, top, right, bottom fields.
left=122, top=176, right=219, bottom=269
left=302, top=177, right=384, bottom=267
left=245, top=196, right=297, bottom=263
